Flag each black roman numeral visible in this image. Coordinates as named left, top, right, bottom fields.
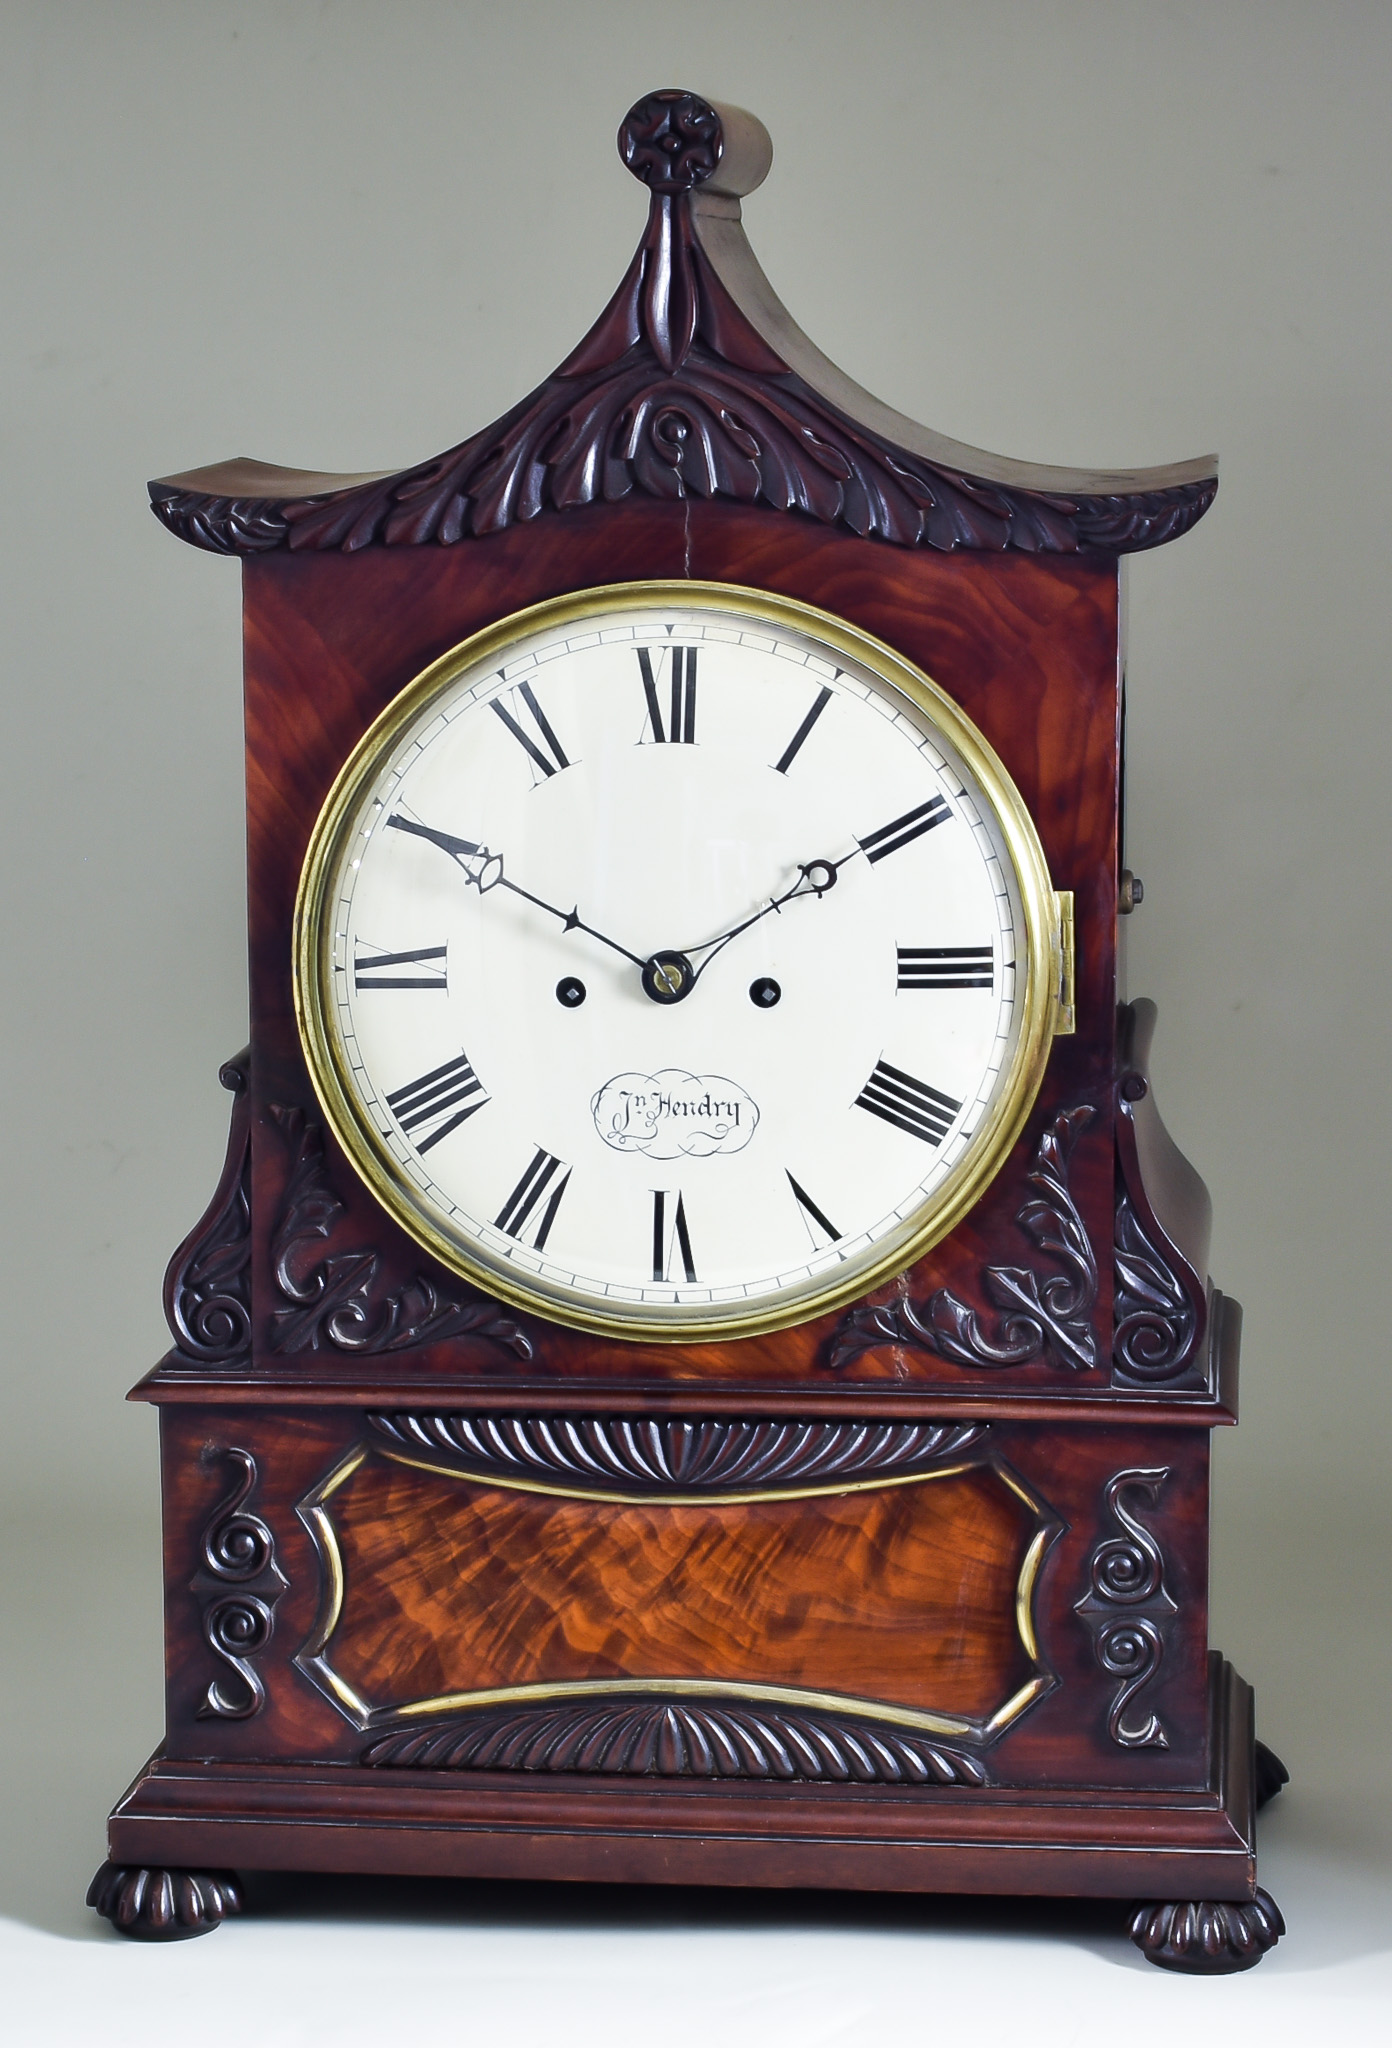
left=897, top=946, right=994, bottom=990
left=494, top=1148, right=570, bottom=1249
left=787, top=1172, right=842, bottom=1247
left=651, top=1189, right=697, bottom=1283
left=637, top=646, right=698, bottom=743
left=352, top=943, right=448, bottom=992
left=857, top=795, right=950, bottom=864
left=854, top=1061, right=961, bottom=1147
left=386, top=1052, right=488, bottom=1154
left=773, top=684, right=834, bottom=773
left=491, top=681, right=571, bottom=780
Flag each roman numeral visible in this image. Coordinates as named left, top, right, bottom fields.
left=386, top=1052, right=488, bottom=1154
left=854, top=1060, right=962, bottom=1147
left=857, top=795, right=950, bottom=864
left=636, top=645, right=698, bottom=743
left=897, top=946, right=994, bottom=990
left=651, top=1189, right=697, bottom=1283
left=491, top=681, right=571, bottom=780
left=787, top=1172, right=842, bottom=1247
left=352, top=943, right=448, bottom=992
left=773, top=684, right=834, bottom=773
left=494, top=1148, right=570, bottom=1249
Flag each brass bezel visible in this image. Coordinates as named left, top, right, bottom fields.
left=294, top=581, right=1067, bottom=1344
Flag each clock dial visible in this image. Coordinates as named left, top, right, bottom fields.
left=296, top=583, right=1066, bottom=1341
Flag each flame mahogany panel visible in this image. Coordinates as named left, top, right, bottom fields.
left=242, top=500, right=1119, bottom=1392
left=321, top=1452, right=1037, bottom=1721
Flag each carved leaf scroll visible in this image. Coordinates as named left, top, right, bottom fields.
left=189, top=1447, right=287, bottom=1720
left=162, top=1051, right=252, bottom=1368
left=267, top=1106, right=531, bottom=1360
left=828, top=1106, right=1099, bottom=1373
left=1113, top=1192, right=1199, bottom=1382
left=1074, top=1466, right=1177, bottom=1748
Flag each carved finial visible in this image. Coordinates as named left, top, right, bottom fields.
left=619, top=90, right=724, bottom=193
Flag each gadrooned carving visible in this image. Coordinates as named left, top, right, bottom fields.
left=150, top=103, right=1214, bottom=561
left=190, top=1448, right=287, bottom=1719
left=367, top=1412, right=986, bottom=1494
left=1074, top=1466, right=1177, bottom=1748
left=87, top=1862, right=243, bottom=1942
left=267, top=1106, right=532, bottom=1359
left=162, top=1051, right=252, bottom=1368
left=361, top=1697, right=988, bottom=1786
left=1113, top=1190, right=1199, bottom=1382
left=1129, top=1890, right=1285, bottom=1974
left=827, top=1107, right=1099, bottom=1373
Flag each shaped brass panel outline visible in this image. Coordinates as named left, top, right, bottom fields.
left=293, top=1425, right=1063, bottom=1747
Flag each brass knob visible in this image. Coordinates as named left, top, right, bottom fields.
left=1118, top=870, right=1145, bottom=915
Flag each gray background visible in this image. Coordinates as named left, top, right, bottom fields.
left=2, top=2, right=1388, bottom=2037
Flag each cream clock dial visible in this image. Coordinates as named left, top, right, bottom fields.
left=295, top=583, right=1069, bottom=1341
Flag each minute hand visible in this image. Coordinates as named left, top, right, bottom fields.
left=386, top=814, right=647, bottom=968
left=676, top=852, right=854, bottom=981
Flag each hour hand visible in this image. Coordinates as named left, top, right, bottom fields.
left=387, top=813, right=497, bottom=886
left=386, top=812, right=645, bottom=968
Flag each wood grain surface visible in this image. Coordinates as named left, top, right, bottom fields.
left=315, top=1450, right=1041, bottom=1726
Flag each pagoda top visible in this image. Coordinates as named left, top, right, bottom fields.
left=150, top=89, right=1216, bottom=559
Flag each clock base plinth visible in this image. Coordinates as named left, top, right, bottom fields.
left=100, top=1660, right=1272, bottom=1947
left=86, top=1859, right=242, bottom=1940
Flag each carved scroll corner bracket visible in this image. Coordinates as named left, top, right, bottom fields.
left=826, top=1105, right=1100, bottom=1375
left=189, top=1446, right=287, bottom=1720
left=265, top=1103, right=533, bottom=1363
left=1074, top=1466, right=1177, bottom=1750
left=161, top=1047, right=253, bottom=1370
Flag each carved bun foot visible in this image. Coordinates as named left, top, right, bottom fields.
left=87, top=1861, right=242, bottom=1940
left=1129, top=1888, right=1284, bottom=1973
left=1255, top=1738, right=1290, bottom=1809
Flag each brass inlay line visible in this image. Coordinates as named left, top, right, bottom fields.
left=293, top=1441, right=1062, bottom=1745
left=374, top=1442, right=982, bottom=1509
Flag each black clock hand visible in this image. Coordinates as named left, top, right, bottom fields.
left=674, top=852, right=851, bottom=985
left=386, top=814, right=648, bottom=969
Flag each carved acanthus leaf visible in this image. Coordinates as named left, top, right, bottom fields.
left=828, top=1106, right=1099, bottom=1373
left=267, top=1107, right=532, bottom=1360
left=162, top=1051, right=252, bottom=1368
left=1113, top=1192, right=1199, bottom=1382
left=149, top=93, right=1215, bottom=562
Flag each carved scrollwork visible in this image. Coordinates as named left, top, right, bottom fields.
left=1113, top=1191, right=1198, bottom=1381
left=161, top=1050, right=252, bottom=1368
left=190, top=1448, right=287, bottom=1719
left=267, top=1106, right=532, bottom=1360
left=362, top=1697, right=987, bottom=1786
left=828, top=1107, right=1099, bottom=1373
left=367, top=1412, right=985, bottom=1494
left=1075, top=1467, right=1177, bottom=1748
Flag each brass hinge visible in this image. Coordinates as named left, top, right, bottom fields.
left=1054, top=891, right=1076, bottom=1035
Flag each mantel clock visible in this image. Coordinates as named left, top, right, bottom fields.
left=91, top=91, right=1286, bottom=1973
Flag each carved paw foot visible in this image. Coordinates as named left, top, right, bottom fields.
left=1129, top=1888, right=1284, bottom=1973
left=87, top=1861, right=242, bottom=1940
left=1255, top=1739, right=1290, bottom=1810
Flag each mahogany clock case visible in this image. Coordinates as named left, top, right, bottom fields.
left=92, top=90, right=1284, bottom=1974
